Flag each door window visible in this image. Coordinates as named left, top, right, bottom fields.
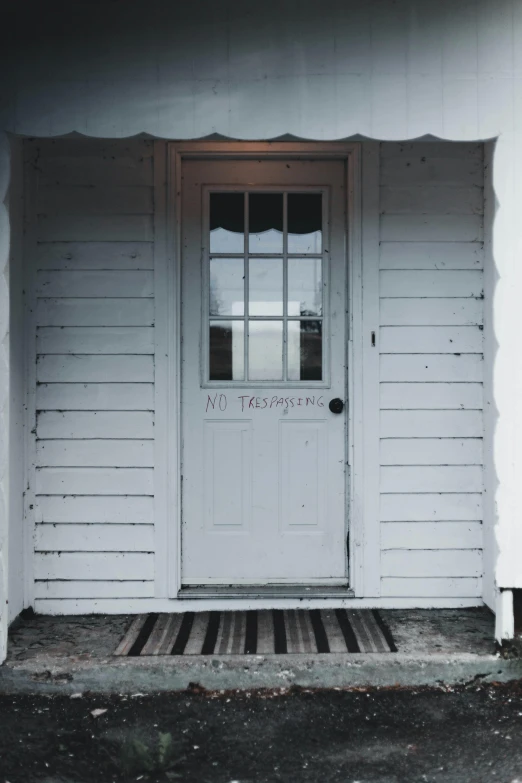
left=207, top=191, right=325, bottom=384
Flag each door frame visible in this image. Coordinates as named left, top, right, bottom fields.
left=154, top=141, right=380, bottom=600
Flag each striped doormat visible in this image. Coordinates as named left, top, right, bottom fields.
left=114, top=610, right=397, bottom=656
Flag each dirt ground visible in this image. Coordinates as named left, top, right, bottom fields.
left=1, top=683, right=522, bottom=783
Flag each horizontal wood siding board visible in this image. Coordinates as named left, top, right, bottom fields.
left=381, top=410, right=483, bottom=438
left=380, top=186, right=484, bottom=216
left=36, top=157, right=153, bottom=187
left=36, top=270, right=154, bottom=298
left=380, top=493, right=483, bottom=522
left=34, top=580, right=155, bottom=599
left=380, top=438, right=483, bottom=466
left=30, top=139, right=154, bottom=160
left=36, top=215, right=154, bottom=243
left=380, top=355, right=483, bottom=383
left=381, top=522, right=483, bottom=550
left=380, top=242, right=484, bottom=270
left=380, top=270, right=484, bottom=298
left=380, top=326, right=482, bottom=354
left=37, top=355, right=154, bottom=383
left=35, top=467, right=154, bottom=496
left=36, top=326, right=155, bottom=354
left=380, top=383, right=483, bottom=410
left=34, top=552, right=155, bottom=581
left=36, top=383, right=154, bottom=411
left=35, top=523, right=155, bottom=552
left=36, top=439, right=154, bottom=468
left=36, top=242, right=154, bottom=270
left=36, top=298, right=155, bottom=326
left=380, top=156, right=483, bottom=186
left=381, top=549, right=482, bottom=578
left=380, top=298, right=483, bottom=326
left=380, top=215, right=483, bottom=242
left=380, top=577, right=482, bottom=598
left=36, top=496, right=154, bottom=524
left=37, top=186, right=154, bottom=215
left=380, top=465, right=483, bottom=493
left=36, top=411, right=154, bottom=439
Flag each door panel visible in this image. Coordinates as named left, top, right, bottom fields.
left=181, top=159, right=348, bottom=585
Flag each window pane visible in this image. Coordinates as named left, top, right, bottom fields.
left=288, top=257, right=322, bottom=316
left=288, top=320, right=323, bottom=381
left=249, top=258, right=283, bottom=316
left=209, top=321, right=244, bottom=381
left=249, top=193, right=283, bottom=253
left=210, top=258, right=244, bottom=316
left=287, top=193, right=322, bottom=254
left=248, top=321, right=283, bottom=381
left=210, top=193, right=244, bottom=253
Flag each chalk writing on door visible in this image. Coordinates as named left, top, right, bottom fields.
left=206, top=393, right=324, bottom=413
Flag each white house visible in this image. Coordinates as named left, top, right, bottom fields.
left=1, top=0, right=522, bottom=663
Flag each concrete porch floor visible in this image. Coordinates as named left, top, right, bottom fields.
left=1, top=608, right=521, bottom=693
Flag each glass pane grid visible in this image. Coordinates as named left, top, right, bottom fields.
left=208, top=190, right=324, bottom=383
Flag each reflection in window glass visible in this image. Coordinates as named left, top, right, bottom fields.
left=248, top=321, right=283, bottom=381
left=249, top=193, right=283, bottom=253
left=210, top=193, right=244, bottom=253
left=288, top=257, right=322, bottom=316
left=210, top=258, right=244, bottom=316
left=287, top=193, right=322, bottom=254
left=209, top=321, right=244, bottom=381
left=287, top=320, right=322, bottom=381
left=249, top=258, right=283, bottom=316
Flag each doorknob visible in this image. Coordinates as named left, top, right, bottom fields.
left=329, top=398, right=344, bottom=414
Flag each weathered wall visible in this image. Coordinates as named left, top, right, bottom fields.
left=26, top=139, right=155, bottom=607
left=379, top=142, right=484, bottom=600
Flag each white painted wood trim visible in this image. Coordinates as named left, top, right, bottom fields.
left=495, top=589, right=514, bottom=642
left=32, top=596, right=483, bottom=615
left=357, top=142, right=380, bottom=597
left=153, top=141, right=169, bottom=597
left=0, top=133, right=9, bottom=659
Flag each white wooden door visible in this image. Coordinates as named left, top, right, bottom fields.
left=181, top=158, right=348, bottom=585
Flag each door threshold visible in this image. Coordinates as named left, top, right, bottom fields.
left=178, top=585, right=355, bottom=600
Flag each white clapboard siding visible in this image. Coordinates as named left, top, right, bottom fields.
left=36, top=496, right=154, bottom=524
left=380, top=270, right=483, bottom=298
left=380, top=466, right=483, bottom=493
left=380, top=215, right=483, bottom=243
left=380, top=187, right=483, bottom=215
left=36, top=383, right=154, bottom=411
left=35, top=524, right=155, bottom=552
left=380, top=326, right=482, bottom=354
left=380, top=354, right=483, bottom=383
left=37, top=187, right=154, bottom=216
left=381, top=410, right=482, bottom=438
left=36, top=327, right=154, bottom=354
left=381, top=493, right=483, bottom=522
left=381, top=577, right=482, bottom=598
left=36, top=242, right=154, bottom=270
left=34, top=552, right=155, bottom=581
left=37, top=355, right=154, bottom=383
left=380, top=143, right=483, bottom=160
left=37, top=214, right=154, bottom=243
left=380, top=298, right=483, bottom=326
left=36, top=156, right=153, bottom=187
left=35, top=468, right=154, bottom=496
left=381, top=522, right=483, bottom=551
left=36, top=411, right=154, bottom=439
left=36, top=270, right=154, bottom=298
left=380, top=438, right=483, bottom=466
left=34, top=580, right=155, bottom=599
left=380, top=242, right=484, bottom=270
left=36, top=439, right=154, bottom=468
left=36, top=299, right=155, bottom=326
left=380, top=383, right=483, bottom=410
left=381, top=550, right=482, bottom=578
left=33, top=139, right=154, bottom=160
left=380, top=155, right=483, bottom=186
